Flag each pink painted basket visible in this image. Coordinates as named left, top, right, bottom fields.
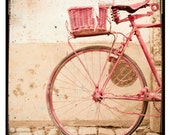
left=68, top=6, right=108, bottom=37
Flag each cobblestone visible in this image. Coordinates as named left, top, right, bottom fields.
left=13, top=133, right=32, bottom=135
left=16, top=128, right=31, bottom=132
left=98, top=128, right=115, bottom=135
left=79, top=127, right=97, bottom=135
left=9, top=124, right=161, bottom=135
left=146, top=133, right=160, bottom=135
left=47, top=129, right=59, bottom=135
left=9, top=127, right=16, bottom=133
left=114, top=128, right=128, bottom=135
left=33, top=130, right=45, bottom=135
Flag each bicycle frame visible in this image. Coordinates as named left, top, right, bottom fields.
left=103, top=14, right=162, bottom=102
left=46, top=2, right=163, bottom=135
left=67, top=4, right=162, bottom=102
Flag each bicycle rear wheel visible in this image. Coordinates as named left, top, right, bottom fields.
left=46, top=46, right=148, bottom=135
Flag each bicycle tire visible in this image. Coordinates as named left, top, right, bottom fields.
left=46, top=45, right=148, bottom=135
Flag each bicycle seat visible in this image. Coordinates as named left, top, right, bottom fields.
left=111, top=0, right=150, bottom=13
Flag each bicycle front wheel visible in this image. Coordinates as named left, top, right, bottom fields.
left=46, top=46, right=148, bottom=135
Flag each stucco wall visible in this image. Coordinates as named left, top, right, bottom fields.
left=9, top=0, right=151, bottom=43
left=9, top=42, right=151, bottom=121
left=9, top=0, right=162, bottom=133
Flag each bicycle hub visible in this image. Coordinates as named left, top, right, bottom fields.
left=92, top=91, right=103, bottom=102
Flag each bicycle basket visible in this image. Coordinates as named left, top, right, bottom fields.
left=68, top=6, right=109, bottom=37
left=109, top=58, right=137, bottom=87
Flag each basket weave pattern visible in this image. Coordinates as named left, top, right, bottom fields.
left=68, top=6, right=108, bottom=37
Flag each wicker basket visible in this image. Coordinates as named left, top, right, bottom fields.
left=68, top=6, right=108, bottom=37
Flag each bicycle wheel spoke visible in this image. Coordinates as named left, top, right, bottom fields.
left=46, top=46, right=148, bottom=135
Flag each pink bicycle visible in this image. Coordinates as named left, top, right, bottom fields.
left=46, top=0, right=162, bottom=134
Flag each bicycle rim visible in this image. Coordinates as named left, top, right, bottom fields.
left=46, top=46, right=148, bottom=135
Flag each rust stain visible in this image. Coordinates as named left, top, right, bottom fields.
left=53, top=87, right=59, bottom=94
left=53, top=87, right=60, bottom=97
left=29, top=82, right=37, bottom=89
left=35, top=64, right=40, bottom=68
left=13, top=84, right=24, bottom=96
left=28, top=69, right=36, bottom=75
left=18, top=78, right=24, bottom=82
left=27, top=65, right=40, bottom=75
left=64, top=94, right=68, bottom=99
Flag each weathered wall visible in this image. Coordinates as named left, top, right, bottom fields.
left=9, top=0, right=151, bottom=43
left=9, top=0, right=162, bottom=134
left=9, top=42, right=151, bottom=121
